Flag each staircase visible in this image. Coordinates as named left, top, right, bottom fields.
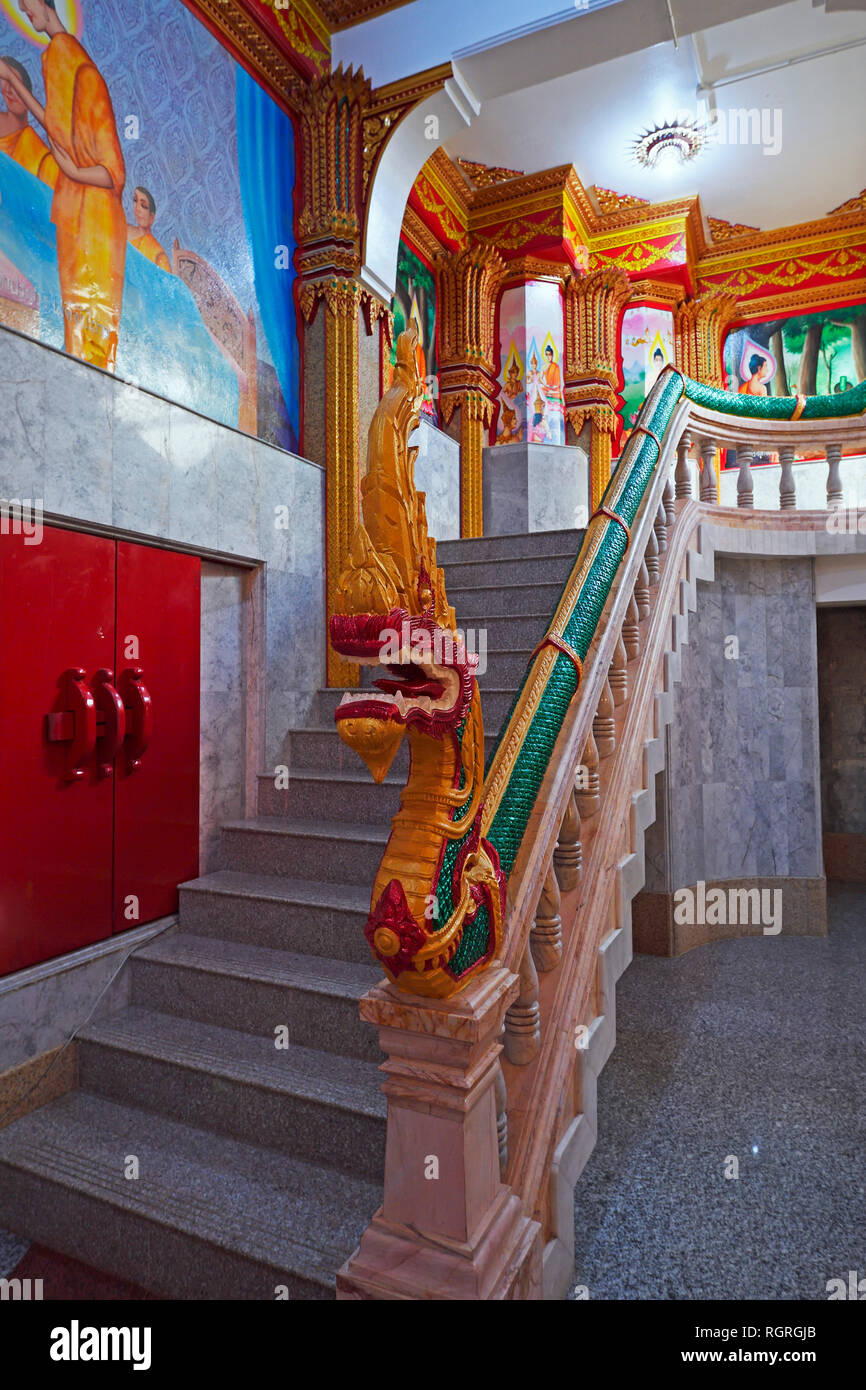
left=0, top=528, right=581, bottom=1300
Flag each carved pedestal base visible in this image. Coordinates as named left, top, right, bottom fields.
left=337, top=1187, right=540, bottom=1301
left=336, top=965, right=542, bottom=1300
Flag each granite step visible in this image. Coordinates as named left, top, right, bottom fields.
left=0, top=1091, right=381, bottom=1299
left=437, top=527, right=583, bottom=563
left=441, top=550, right=576, bottom=588
left=178, top=871, right=372, bottom=963
left=77, top=1006, right=386, bottom=1179
left=456, top=611, right=551, bottom=650
left=221, top=814, right=391, bottom=884
left=131, top=931, right=383, bottom=1062
left=447, top=580, right=563, bottom=618
left=285, top=726, right=499, bottom=773
left=257, top=766, right=403, bottom=823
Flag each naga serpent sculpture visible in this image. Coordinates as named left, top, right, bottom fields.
left=331, top=325, right=866, bottom=999
left=329, top=325, right=506, bottom=998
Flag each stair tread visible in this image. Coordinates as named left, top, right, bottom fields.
left=441, top=550, right=576, bottom=568
left=222, top=815, right=391, bottom=843
left=260, top=766, right=403, bottom=787
left=448, top=580, right=564, bottom=595
left=81, top=1006, right=386, bottom=1118
left=456, top=612, right=552, bottom=622
left=0, top=1091, right=380, bottom=1284
left=181, top=869, right=370, bottom=913
left=136, top=931, right=381, bottom=997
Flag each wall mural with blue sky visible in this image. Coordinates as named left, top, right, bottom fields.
left=0, top=0, right=298, bottom=451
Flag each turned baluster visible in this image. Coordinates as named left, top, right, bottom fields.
left=654, top=499, right=668, bottom=553
left=644, top=526, right=660, bottom=587
left=779, top=445, right=797, bottom=509
left=552, top=791, right=581, bottom=894
left=736, top=445, right=754, bottom=508
left=826, top=443, right=843, bottom=508
left=663, top=471, right=676, bottom=527
left=494, top=1061, right=508, bottom=1175
left=675, top=430, right=693, bottom=500
left=609, top=631, right=628, bottom=705
left=576, top=730, right=601, bottom=819
left=622, top=591, right=641, bottom=661
left=504, top=941, right=541, bottom=1065
left=533, top=860, right=563, bottom=972
left=634, top=558, right=650, bottom=620
left=593, top=677, right=616, bottom=760
left=699, top=436, right=719, bottom=502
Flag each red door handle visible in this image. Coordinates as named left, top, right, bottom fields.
left=119, top=666, right=153, bottom=772
left=45, top=667, right=97, bottom=781
left=93, top=668, right=126, bottom=777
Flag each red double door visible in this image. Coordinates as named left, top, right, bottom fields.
left=0, top=525, right=200, bottom=976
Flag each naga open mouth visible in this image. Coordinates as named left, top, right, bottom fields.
left=329, top=607, right=476, bottom=735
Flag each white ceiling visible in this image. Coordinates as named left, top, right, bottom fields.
left=337, top=0, right=866, bottom=231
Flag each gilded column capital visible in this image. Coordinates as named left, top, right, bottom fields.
left=562, top=265, right=631, bottom=507
left=436, top=239, right=506, bottom=375
left=435, top=240, right=506, bottom=538
left=563, top=264, right=631, bottom=384
left=674, top=289, right=738, bottom=386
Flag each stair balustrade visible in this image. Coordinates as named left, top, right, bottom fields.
left=337, top=364, right=866, bottom=1301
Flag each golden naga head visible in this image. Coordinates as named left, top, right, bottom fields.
left=329, top=325, right=477, bottom=782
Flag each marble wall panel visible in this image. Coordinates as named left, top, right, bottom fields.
left=481, top=442, right=589, bottom=536
left=410, top=418, right=460, bottom=540
left=661, top=556, right=823, bottom=890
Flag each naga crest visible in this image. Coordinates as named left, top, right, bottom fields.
left=329, top=325, right=506, bottom=997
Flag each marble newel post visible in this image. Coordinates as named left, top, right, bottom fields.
left=337, top=967, right=542, bottom=1300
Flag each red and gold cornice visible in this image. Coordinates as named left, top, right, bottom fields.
left=404, top=151, right=866, bottom=325
left=627, top=277, right=682, bottom=308
left=184, top=0, right=327, bottom=97
left=312, top=0, right=413, bottom=30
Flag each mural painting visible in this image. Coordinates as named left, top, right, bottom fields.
left=390, top=239, right=437, bottom=424
left=619, top=304, right=674, bottom=445
left=0, top=0, right=298, bottom=450
left=724, top=303, right=866, bottom=400
left=722, top=303, right=866, bottom=463
left=496, top=279, right=565, bottom=445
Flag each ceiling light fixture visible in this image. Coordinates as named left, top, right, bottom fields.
left=631, top=118, right=705, bottom=169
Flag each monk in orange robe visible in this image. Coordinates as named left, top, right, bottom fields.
left=0, top=56, right=57, bottom=186
left=127, top=186, right=172, bottom=273
left=543, top=344, right=563, bottom=406
left=0, top=1, right=126, bottom=372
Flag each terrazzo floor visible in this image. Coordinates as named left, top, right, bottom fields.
left=568, top=882, right=866, bottom=1301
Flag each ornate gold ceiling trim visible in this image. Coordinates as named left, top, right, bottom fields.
left=698, top=211, right=866, bottom=265
left=468, top=164, right=572, bottom=218
left=591, top=217, right=688, bottom=253
left=312, top=0, right=414, bottom=31
left=502, top=255, right=570, bottom=284
left=400, top=204, right=444, bottom=265
left=271, top=0, right=331, bottom=45
left=727, top=276, right=866, bottom=321
left=419, top=149, right=471, bottom=229
left=188, top=0, right=307, bottom=92
left=828, top=189, right=866, bottom=216
left=627, top=278, right=683, bottom=306
left=699, top=223, right=866, bottom=275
